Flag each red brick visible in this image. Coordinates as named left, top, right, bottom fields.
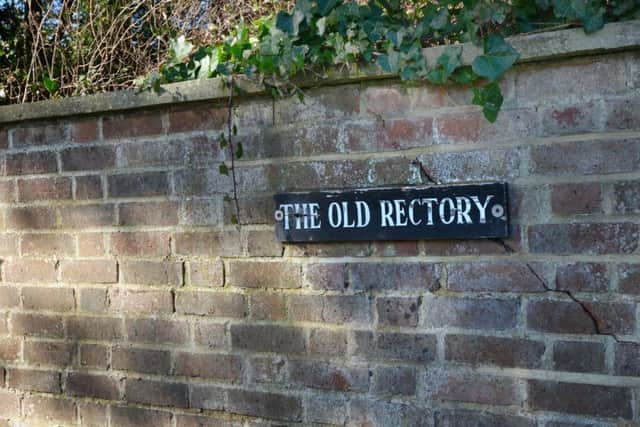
left=226, top=389, right=302, bottom=422
left=554, top=341, right=606, bottom=373
left=60, top=259, right=117, bottom=283
left=78, top=287, right=108, bottom=313
left=119, top=201, right=179, bottom=226
left=67, top=316, right=124, bottom=340
left=175, top=291, right=246, bottom=317
left=174, top=231, right=242, bottom=256
left=424, top=297, right=519, bottom=330
left=187, top=260, right=223, bottom=287
left=434, top=409, right=534, bottom=427
left=61, top=146, right=115, bottom=171
left=527, top=380, right=632, bottom=419
left=67, top=372, right=120, bottom=400
left=6, top=151, right=57, bottom=175
left=350, top=262, right=440, bottom=291
left=18, top=177, right=71, bottom=202
left=107, top=171, right=169, bottom=197
left=69, top=117, right=99, bottom=143
left=289, top=295, right=370, bottom=324
left=59, top=203, right=114, bottom=228
left=231, top=324, right=305, bottom=354
left=112, top=346, right=171, bottom=374
left=309, top=329, right=347, bottom=357
left=305, top=263, right=347, bottom=290
left=249, top=292, right=286, bottom=320
left=363, top=85, right=411, bottom=115
left=174, top=352, right=241, bottom=382
left=289, top=360, right=369, bottom=392
left=194, top=321, right=226, bottom=349
left=372, top=366, right=417, bottom=396
left=0, top=286, right=19, bottom=308
left=74, top=175, right=103, bottom=199
left=556, top=262, right=608, bottom=292
left=383, top=116, right=433, bottom=150
left=447, top=261, right=544, bottom=293
left=353, top=331, right=436, bottom=362
left=117, top=139, right=185, bottom=168
left=79, top=343, right=108, bottom=368
left=7, top=368, right=60, bottom=393
left=103, top=112, right=164, bottom=139
left=248, top=355, right=287, bottom=385
left=428, top=371, right=521, bottom=406
left=11, top=313, right=64, bottom=338
left=606, top=96, right=640, bottom=129
left=275, top=84, right=359, bottom=124
left=78, top=233, right=105, bottom=256
left=6, top=206, right=56, bottom=229
left=527, top=299, right=596, bottom=334
left=21, top=233, right=74, bottom=256
left=529, top=223, right=639, bottom=255
left=530, top=139, right=640, bottom=176
left=542, top=102, right=602, bottom=135
left=126, top=318, right=189, bottom=345
left=583, top=301, right=636, bottom=335
left=618, top=263, right=640, bottom=294
left=12, top=122, right=65, bottom=147
left=168, top=106, right=228, bottom=133
left=551, top=182, right=602, bottom=215
left=613, top=180, right=640, bottom=214
left=24, top=341, right=75, bottom=366
left=111, top=231, right=171, bottom=257
left=418, top=148, right=521, bottom=182
left=445, top=335, right=545, bottom=369
left=111, top=406, right=172, bottom=427
left=126, top=379, right=188, bottom=408
left=119, top=260, right=182, bottom=285
left=22, top=287, right=75, bottom=311
left=227, top=261, right=301, bottom=289
left=22, top=395, right=75, bottom=425
left=0, top=337, right=20, bottom=360
left=109, top=288, right=173, bottom=314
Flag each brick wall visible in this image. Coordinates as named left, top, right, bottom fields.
left=0, top=44, right=639, bottom=426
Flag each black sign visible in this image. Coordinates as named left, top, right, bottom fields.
left=274, top=183, right=509, bottom=242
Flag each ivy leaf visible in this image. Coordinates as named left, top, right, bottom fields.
left=219, top=133, right=228, bottom=149
left=581, top=5, right=605, bottom=33
left=317, top=0, right=339, bottom=16
left=169, top=36, right=193, bottom=64
left=472, top=82, right=504, bottom=123
left=235, top=142, right=244, bottom=159
left=451, top=66, right=479, bottom=85
left=376, top=49, right=400, bottom=73
left=472, top=35, right=520, bottom=81
left=43, top=76, right=59, bottom=93
left=219, top=162, right=229, bottom=176
left=387, top=30, right=405, bottom=48
left=552, top=0, right=605, bottom=33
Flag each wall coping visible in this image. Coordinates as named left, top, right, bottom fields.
left=1, top=20, right=638, bottom=125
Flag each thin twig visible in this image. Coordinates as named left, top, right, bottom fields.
left=226, top=76, right=241, bottom=225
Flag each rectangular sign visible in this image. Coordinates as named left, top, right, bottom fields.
left=274, top=183, right=509, bottom=242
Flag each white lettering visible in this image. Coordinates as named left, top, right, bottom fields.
left=408, top=199, right=422, bottom=225
left=342, top=201, right=356, bottom=228
left=380, top=200, right=394, bottom=227
left=471, top=195, right=494, bottom=224
left=393, top=199, right=408, bottom=227
left=309, top=203, right=321, bottom=229
left=280, top=204, right=294, bottom=230
left=355, top=201, right=370, bottom=228
left=422, top=198, right=438, bottom=225
left=439, top=198, right=456, bottom=225
left=328, top=202, right=342, bottom=228
left=456, top=196, right=472, bottom=224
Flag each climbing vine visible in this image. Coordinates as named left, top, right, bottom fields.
left=141, top=0, right=639, bottom=222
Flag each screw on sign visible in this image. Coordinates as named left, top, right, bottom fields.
left=273, top=183, right=509, bottom=242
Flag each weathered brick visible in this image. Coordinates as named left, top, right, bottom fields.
left=349, top=399, right=430, bottom=427
left=305, top=395, right=349, bottom=425
left=227, top=261, right=301, bottom=288
left=119, top=260, right=181, bottom=285
left=248, top=356, right=287, bottom=384
left=174, top=352, right=241, bottom=382
left=226, top=389, right=302, bottom=422
left=581, top=301, right=634, bottom=335
left=289, top=360, right=369, bottom=392
left=79, top=287, right=108, bottom=313
left=529, top=223, right=639, bottom=255
left=174, top=231, right=242, bottom=256
left=190, top=385, right=226, bottom=411
left=24, top=341, right=75, bottom=366
left=13, top=122, right=66, bottom=147
left=21, top=233, right=74, bottom=256
left=103, top=112, right=164, bottom=139
left=67, top=316, right=124, bottom=340
left=305, top=263, right=347, bottom=290
left=127, top=318, right=189, bottom=345
left=309, top=329, right=348, bottom=357
left=288, top=294, right=370, bottom=324
left=11, top=313, right=64, bottom=338
left=187, top=260, right=223, bottom=287
left=350, top=262, right=440, bottom=292
left=527, top=299, right=596, bottom=334
left=249, top=292, right=286, bottom=320
left=174, top=168, right=232, bottom=196
left=556, top=262, right=608, bottom=292
left=59, top=203, right=115, bottom=228
left=551, top=182, right=602, bottom=215
left=0, top=286, right=19, bottom=308
left=530, top=138, right=640, bottom=176
left=60, top=259, right=117, bottom=283
left=69, top=117, right=98, bottom=143
left=542, top=102, right=602, bottom=136
left=176, top=414, right=242, bottom=427
left=7, top=368, right=60, bottom=393
left=554, top=341, right=605, bottom=373
left=78, top=233, right=106, bottom=256
left=0, top=181, right=16, bottom=203
left=527, top=380, right=632, bottom=419
left=243, top=229, right=283, bottom=257
left=126, top=379, right=189, bottom=408
left=0, top=390, right=20, bottom=419
left=274, top=84, right=359, bottom=124
left=417, top=148, right=521, bottom=182
left=111, top=232, right=171, bottom=257
left=6, top=206, right=56, bottom=229
left=614, top=180, right=640, bottom=214
left=109, top=288, right=173, bottom=314
left=75, top=175, right=103, bottom=199
left=175, top=291, right=246, bottom=317
left=110, top=406, right=172, bottom=427
left=446, top=261, right=543, bottom=293
left=605, top=96, right=640, bottom=130
left=181, top=198, right=222, bottom=226
left=424, top=297, right=519, bottom=330
left=17, top=177, right=71, bottom=202
left=79, top=343, right=109, bottom=368
left=0, top=234, right=18, bottom=257
left=231, top=324, right=305, bottom=354
left=434, top=409, right=535, bottom=427
left=194, top=321, right=226, bottom=349
left=614, top=342, right=640, bottom=376
left=66, top=372, right=120, bottom=400
left=78, top=402, right=108, bottom=427
left=61, top=146, right=115, bottom=171
left=446, top=335, right=544, bottom=369
left=119, top=201, right=179, bottom=226
left=618, top=263, right=640, bottom=294
left=6, top=151, right=57, bottom=175
left=117, top=140, right=185, bottom=168
left=167, top=106, right=227, bottom=133
left=22, top=395, right=75, bottom=425
left=22, top=287, right=75, bottom=311
left=384, top=116, right=434, bottom=150
left=108, top=171, right=169, bottom=197
left=0, top=337, right=20, bottom=360
left=427, top=371, right=521, bottom=406
left=372, top=366, right=417, bottom=396
left=353, top=331, right=436, bottom=362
